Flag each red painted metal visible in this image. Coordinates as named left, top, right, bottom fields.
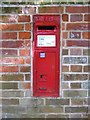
left=33, top=15, right=60, bottom=97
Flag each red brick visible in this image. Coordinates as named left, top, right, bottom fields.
left=62, top=40, right=66, bottom=47
left=39, top=6, right=63, bottom=13
left=19, top=49, right=30, bottom=56
left=84, top=14, right=90, bottom=21
left=66, top=23, right=89, bottom=30
left=82, top=32, right=90, bottom=39
left=1, top=66, right=18, bottom=72
left=25, top=40, right=30, bottom=47
left=1, top=32, right=17, bottom=39
left=70, top=14, right=83, bottom=22
left=1, top=50, right=17, bottom=56
left=70, top=48, right=82, bottom=55
left=19, top=32, right=31, bottom=39
left=0, top=24, right=24, bottom=31
left=25, top=83, right=31, bottom=89
left=2, top=41, right=25, bottom=48
left=67, top=40, right=89, bottom=47
left=18, top=15, right=30, bottom=22
left=62, top=14, right=68, bottom=21
left=62, top=23, right=65, bottom=30
left=20, top=66, right=30, bottom=72
left=25, top=23, right=31, bottom=31
left=62, top=32, right=68, bottom=39
left=71, top=65, right=82, bottom=72
left=26, top=58, right=31, bottom=64
left=66, top=6, right=88, bottom=13
left=1, top=58, right=25, bottom=65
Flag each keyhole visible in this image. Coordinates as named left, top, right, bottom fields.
left=40, top=75, right=43, bottom=78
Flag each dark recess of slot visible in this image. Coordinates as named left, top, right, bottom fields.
left=38, top=26, right=56, bottom=30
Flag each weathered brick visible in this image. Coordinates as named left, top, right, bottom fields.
left=71, top=65, right=82, bottom=72
left=83, top=32, right=90, bottom=39
left=65, top=107, right=88, bottom=113
left=84, top=66, right=89, bottom=72
left=63, top=74, right=88, bottom=81
left=69, top=32, right=81, bottom=39
left=62, top=32, right=68, bottom=39
left=20, top=66, right=30, bottom=72
left=82, top=82, right=88, bottom=89
left=1, top=49, right=17, bottom=57
left=19, top=32, right=31, bottom=39
left=46, top=114, right=69, bottom=118
left=18, top=15, right=30, bottom=22
left=25, top=40, right=31, bottom=47
left=24, top=90, right=31, bottom=97
left=83, top=49, right=89, bottom=55
left=46, top=99, right=69, bottom=105
left=71, top=99, right=84, bottom=105
left=25, top=74, right=30, bottom=81
left=39, top=6, right=63, bottom=13
left=1, top=32, right=17, bottom=39
left=2, top=7, right=20, bottom=14
left=70, top=48, right=82, bottom=55
left=0, top=24, right=24, bottom=31
left=2, top=41, right=25, bottom=48
left=70, top=114, right=82, bottom=118
left=62, top=66, right=69, bottom=72
left=21, top=7, right=36, bottom=14
left=66, top=23, right=89, bottom=30
left=2, top=83, right=18, bottom=89
left=63, top=90, right=87, bottom=97
left=70, top=83, right=81, bottom=89
left=20, top=114, right=45, bottom=118
left=67, top=40, right=89, bottom=47
left=62, top=82, right=69, bottom=89
left=25, top=23, right=31, bottom=31
left=19, top=49, right=30, bottom=56
left=66, top=6, right=88, bottom=13
left=62, top=49, right=68, bottom=55
left=2, top=74, right=24, bottom=81
left=1, top=15, right=17, bottom=23
left=0, top=58, right=24, bottom=65
left=62, top=14, right=68, bottom=21
left=84, top=14, right=90, bottom=21
left=70, top=14, right=83, bottom=22
left=62, top=23, right=65, bottom=30
left=2, top=99, right=19, bottom=105
left=39, top=106, right=63, bottom=113
left=26, top=58, right=31, bottom=64
left=2, top=106, right=26, bottom=114
left=1, top=66, right=18, bottom=72
left=18, top=82, right=31, bottom=89
left=2, top=91, right=24, bottom=97
left=63, top=57, right=87, bottom=64
left=19, top=98, right=44, bottom=107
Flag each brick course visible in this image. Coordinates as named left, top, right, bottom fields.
left=1, top=4, right=89, bottom=119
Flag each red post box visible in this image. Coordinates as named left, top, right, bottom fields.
left=33, top=15, right=60, bottom=97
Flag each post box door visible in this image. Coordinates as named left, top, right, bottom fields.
left=33, top=51, right=59, bottom=97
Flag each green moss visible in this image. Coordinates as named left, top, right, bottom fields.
left=2, top=7, right=20, bottom=13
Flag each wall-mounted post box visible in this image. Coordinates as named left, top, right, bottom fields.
left=33, top=15, right=60, bottom=97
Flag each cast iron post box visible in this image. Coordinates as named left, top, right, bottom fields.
left=33, top=15, right=60, bottom=97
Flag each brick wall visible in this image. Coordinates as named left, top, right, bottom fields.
left=1, top=4, right=89, bottom=119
